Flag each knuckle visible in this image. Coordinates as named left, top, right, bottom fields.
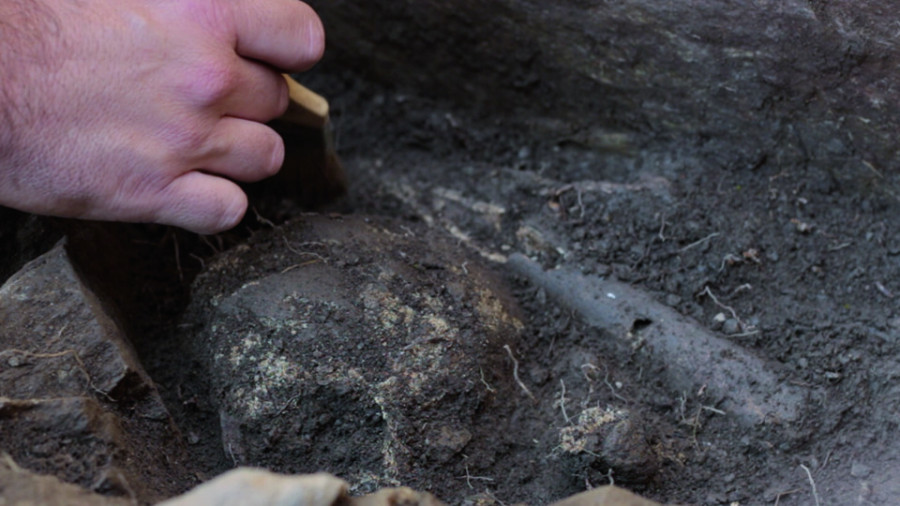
left=168, top=122, right=212, bottom=157
left=187, top=62, right=241, bottom=106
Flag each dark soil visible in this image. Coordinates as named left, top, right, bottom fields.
left=7, top=31, right=900, bottom=506
left=94, top=57, right=900, bottom=506
left=297, top=65, right=900, bottom=504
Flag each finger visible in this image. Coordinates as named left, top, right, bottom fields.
left=230, top=0, right=325, bottom=71
left=221, top=59, right=289, bottom=122
left=152, top=171, right=249, bottom=234
left=196, top=117, right=285, bottom=182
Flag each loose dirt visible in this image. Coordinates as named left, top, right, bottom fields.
left=110, top=62, right=900, bottom=505
left=5, top=48, right=900, bottom=506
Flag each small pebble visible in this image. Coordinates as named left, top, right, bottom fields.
left=723, top=318, right=741, bottom=334
left=792, top=219, right=813, bottom=234
left=711, top=312, right=726, bottom=330
left=851, top=462, right=872, bottom=479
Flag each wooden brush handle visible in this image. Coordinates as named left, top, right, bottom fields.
left=280, top=74, right=329, bottom=128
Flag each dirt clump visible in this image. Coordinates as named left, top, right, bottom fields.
left=175, top=214, right=525, bottom=495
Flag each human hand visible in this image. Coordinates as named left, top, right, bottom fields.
left=0, top=0, right=324, bottom=233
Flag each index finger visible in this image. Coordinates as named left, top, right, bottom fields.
left=229, top=0, right=325, bottom=71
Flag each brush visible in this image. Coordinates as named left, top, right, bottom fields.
left=249, top=75, right=347, bottom=210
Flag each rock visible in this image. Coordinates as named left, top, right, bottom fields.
left=722, top=318, right=741, bottom=335
left=180, top=215, right=524, bottom=491
left=159, top=469, right=349, bottom=506
left=851, top=462, right=872, bottom=479
left=0, top=393, right=189, bottom=502
left=161, top=468, right=447, bottom=506
left=0, top=455, right=130, bottom=506
left=0, top=241, right=191, bottom=503
left=548, top=485, right=661, bottom=506
left=0, top=397, right=129, bottom=494
left=711, top=312, right=727, bottom=330
left=559, top=407, right=658, bottom=483
left=0, top=241, right=150, bottom=400
left=161, top=468, right=659, bottom=506
left=353, top=484, right=446, bottom=506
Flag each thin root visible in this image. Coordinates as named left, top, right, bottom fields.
left=252, top=207, right=277, bottom=228
left=701, top=286, right=751, bottom=332
left=800, top=464, right=821, bottom=506
left=680, top=232, right=720, bottom=253
left=458, top=464, right=494, bottom=490
left=582, top=363, right=628, bottom=403
left=503, top=345, right=536, bottom=403
left=558, top=379, right=570, bottom=423
left=479, top=368, right=496, bottom=393
left=1, top=348, right=108, bottom=399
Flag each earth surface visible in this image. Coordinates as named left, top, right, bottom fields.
left=5, top=5, right=900, bottom=504
left=109, top=63, right=900, bottom=505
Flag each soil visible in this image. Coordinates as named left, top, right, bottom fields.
left=88, top=58, right=898, bottom=506
left=290, top=65, right=900, bottom=504
left=6, top=38, right=900, bottom=506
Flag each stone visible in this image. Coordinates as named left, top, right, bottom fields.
left=559, top=407, right=658, bottom=483
left=711, top=312, right=727, bottom=330
left=161, top=468, right=447, bottom=506
left=722, top=318, right=741, bottom=335
left=0, top=242, right=150, bottom=400
left=0, top=241, right=191, bottom=503
left=549, top=485, right=661, bottom=506
left=159, top=469, right=349, bottom=506
left=0, top=397, right=128, bottom=494
left=180, top=215, right=524, bottom=491
left=851, top=462, right=872, bottom=479
left=0, top=455, right=130, bottom=506
left=353, top=484, right=446, bottom=506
